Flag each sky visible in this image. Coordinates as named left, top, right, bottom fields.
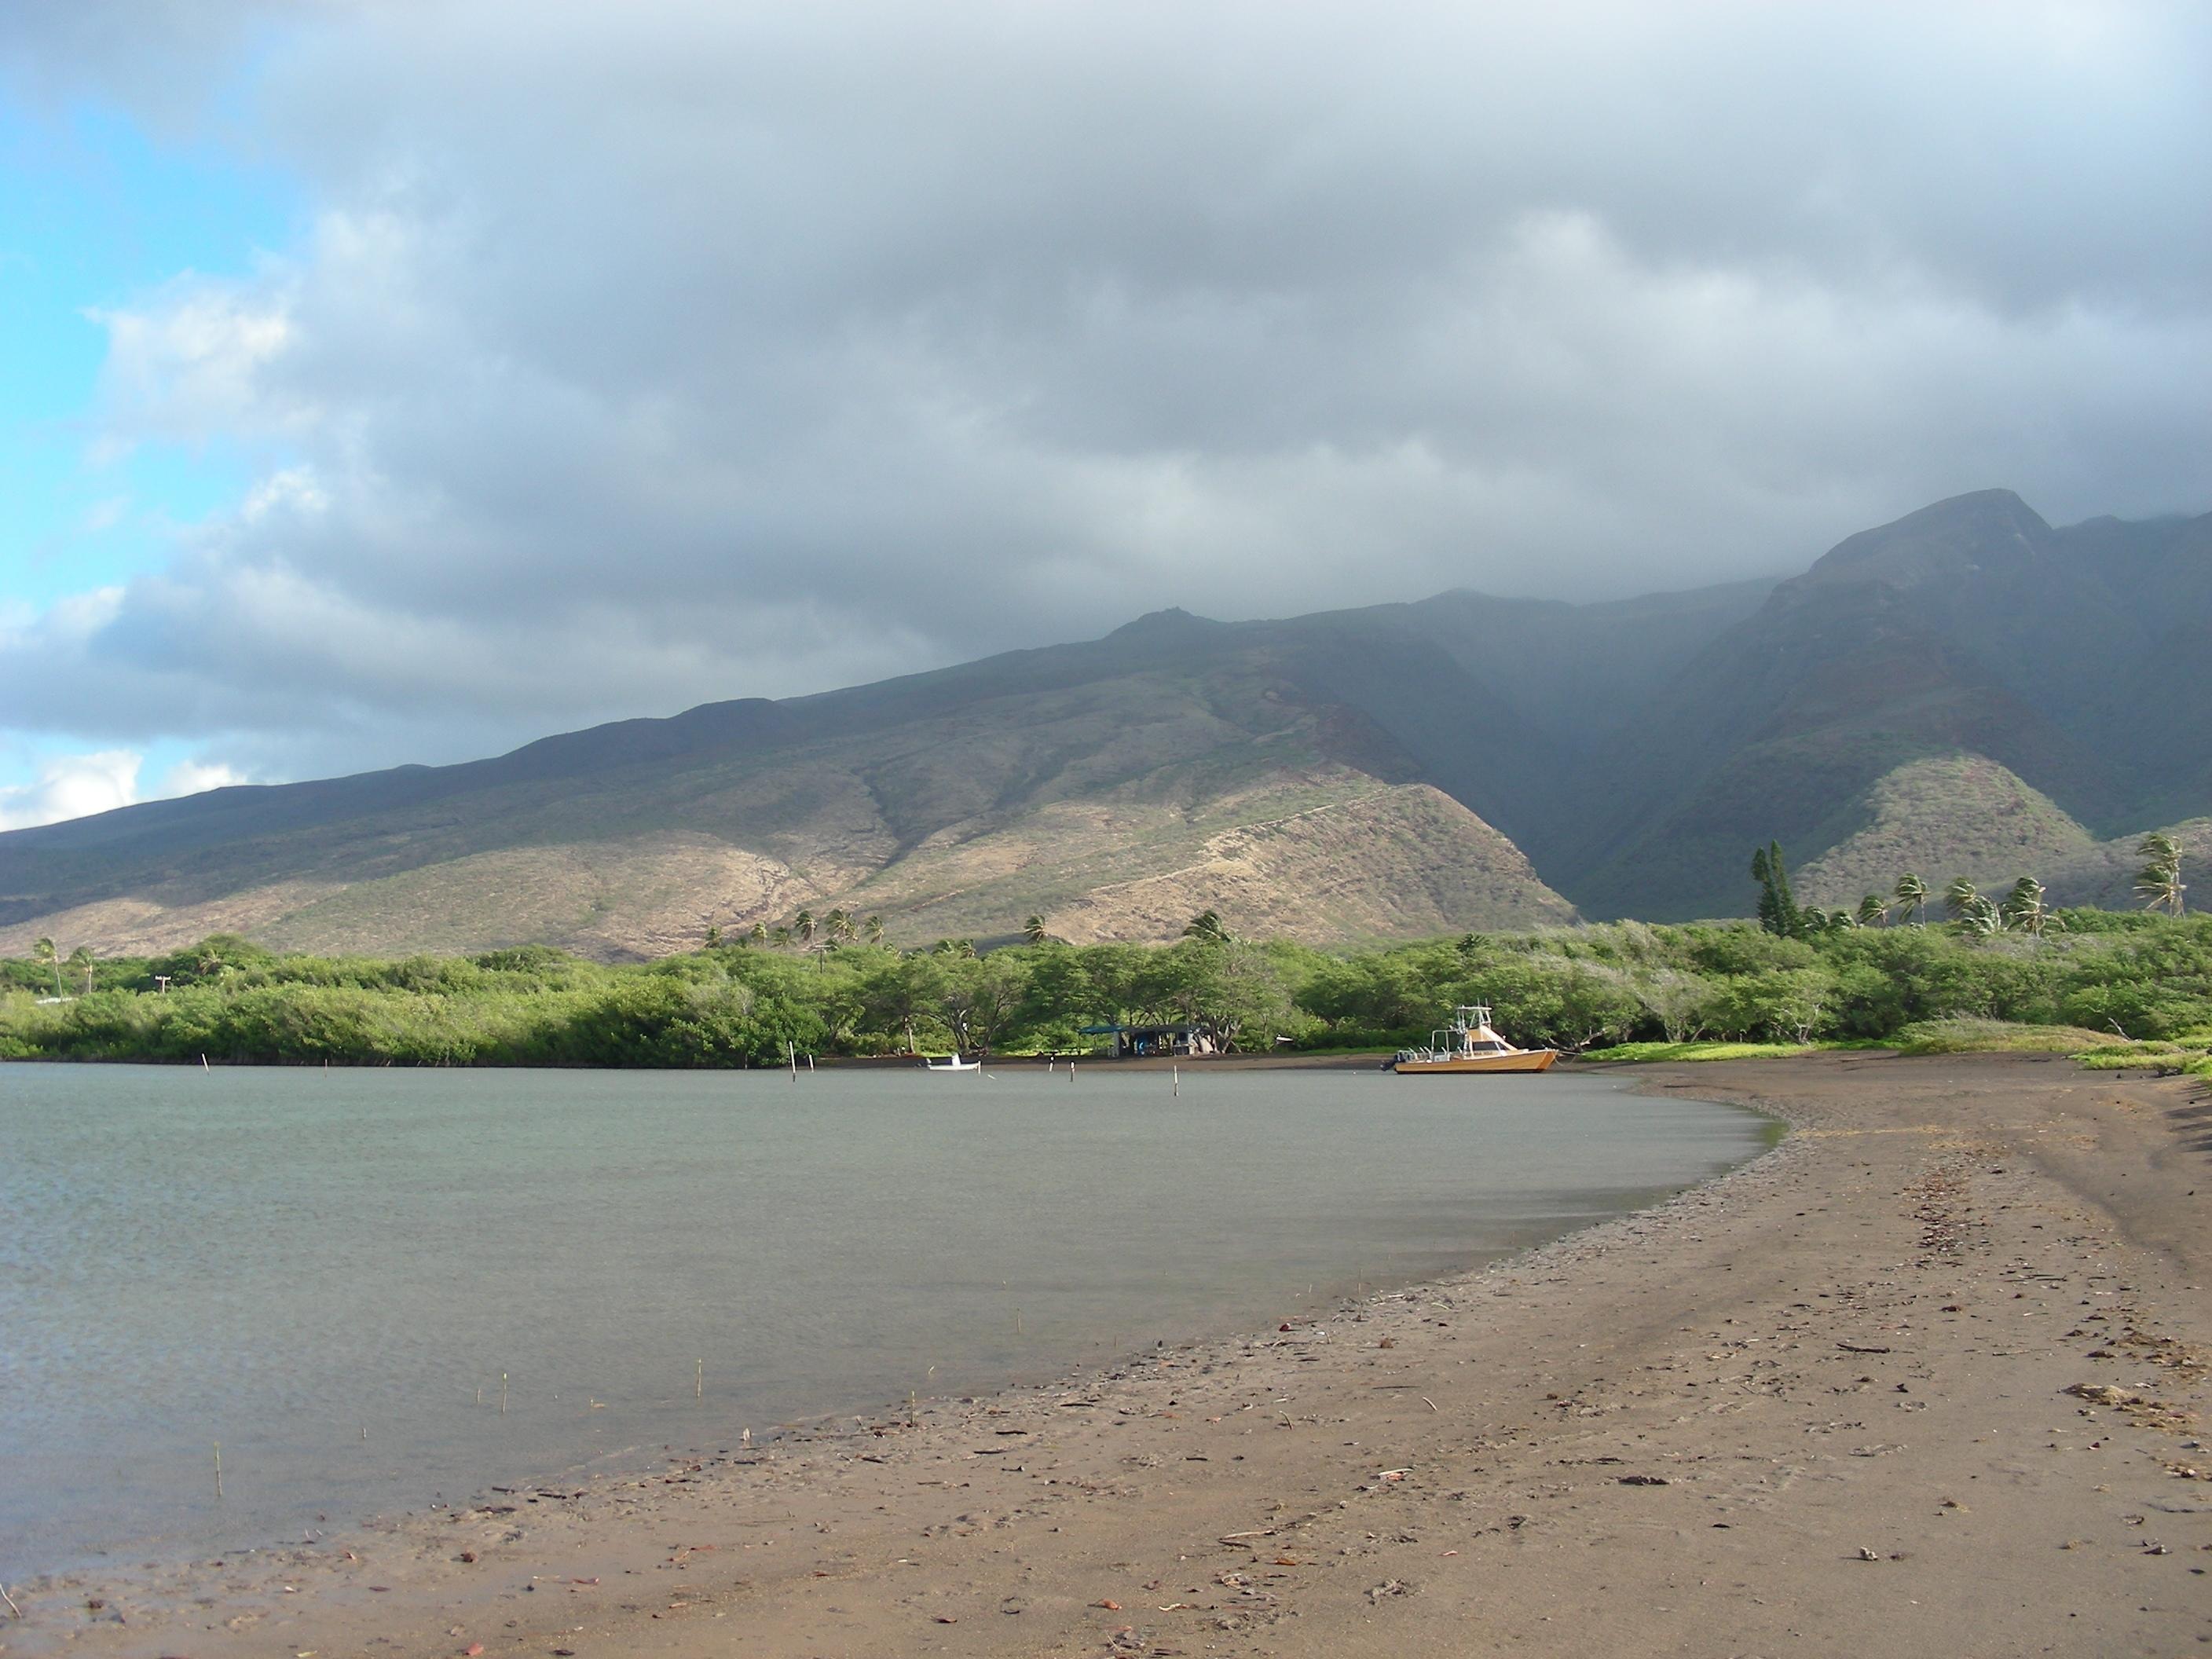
left=0, top=1, right=2207, bottom=827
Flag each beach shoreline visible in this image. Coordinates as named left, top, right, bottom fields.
left=14, top=1053, right=2210, bottom=1657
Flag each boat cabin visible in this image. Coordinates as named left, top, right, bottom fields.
left=1433, top=1005, right=1518, bottom=1057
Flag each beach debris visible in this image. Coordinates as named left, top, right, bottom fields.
left=1093, top=1599, right=1122, bottom=1610
left=1616, top=1474, right=1671, bottom=1486
left=2063, top=1382, right=2199, bottom=1430
left=1366, top=1578, right=1412, bottom=1602
left=1837, top=1342, right=1892, bottom=1354
left=1856, top=1547, right=1880, bottom=1562
left=0, top=1582, right=19, bottom=1618
left=2067, top=1383, right=2138, bottom=1405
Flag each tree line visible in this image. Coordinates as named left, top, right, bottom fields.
left=2, top=895, right=2206, bottom=1068
left=1750, top=833, right=2187, bottom=939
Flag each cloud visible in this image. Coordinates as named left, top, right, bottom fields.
left=2, top=0, right=2208, bottom=785
left=0, top=748, right=249, bottom=830
left=159, top=757, right=249, bottom=797
left=0, top=751, right=141, bottom=830
left=79, top=495, right=131, bottom=533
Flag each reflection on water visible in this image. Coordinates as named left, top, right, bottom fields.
left=0, top=1062, right=1765, bottom=1574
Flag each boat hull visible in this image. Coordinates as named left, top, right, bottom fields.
left=1393, top=1050, right=1558, bottom=1074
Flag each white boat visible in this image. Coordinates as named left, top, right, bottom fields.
left=919, top=1053, right=982, bottom=1072
left=1390, top=1005, right=1557, bottom=1074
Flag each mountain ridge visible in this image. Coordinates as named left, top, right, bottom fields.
left=2, top=489, right=2204, bottom=956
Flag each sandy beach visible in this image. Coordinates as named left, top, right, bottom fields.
left=11, top=1052, right=2210, bottom=1658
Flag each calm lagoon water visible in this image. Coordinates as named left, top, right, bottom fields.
left=0, top=1063, right=1767, bottom=1577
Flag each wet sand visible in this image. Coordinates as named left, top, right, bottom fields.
left=13, top=1053, right=2210, bottom=1657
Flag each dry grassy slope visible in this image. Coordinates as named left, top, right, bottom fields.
left=0, top=665, right=1576, bottom=958
left=1795, top=753, right=2209, bottom=910
left=1794, top=755, right=2097, bottom=903
left=1041, top=781, right=1576, bottom=943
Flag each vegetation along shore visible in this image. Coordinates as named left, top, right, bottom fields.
left=3, top=881, right=2205, bottom=1073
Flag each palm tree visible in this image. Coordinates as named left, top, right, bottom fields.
left=1856, top=893, right=1889, bottom=928
left=1943, top=877, right=1979, bottom=924
left=771, top=925, right=793, bottom=949
left=2001, top=876, right=2062, bottom=939
left=748, top=921, right=768, bottom=946
left=67, top=944, right=94, bottom=993
left=1022, top=914, right=1049, bottom=946
left=824, top=908, right=854, bottom=945
left=1955, top=893, right=2005, bottom=936
left=31, top=936, right=60, bottom=996
left=1181, top=908, right=1230, bottom=945
left=864, top=914, right=886, bottom=946
left=1893, top=873, right=1928, bottom=927
left=792, top=909, right=817, bottom=948
left=2135, top=833, right=2187, bottom=917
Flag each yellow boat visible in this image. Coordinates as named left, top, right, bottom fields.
left=1391, top=1005, right=1558, bottom=1075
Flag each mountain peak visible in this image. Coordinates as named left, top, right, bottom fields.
left=1797, top=488, right=2053, bottom=591
left=1108, top=606, right=1225, bottom=638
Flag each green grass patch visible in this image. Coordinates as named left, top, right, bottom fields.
left=1890, top=1017, right=2116, bottom=1056
left=1579, top=1039, right=1877, bottom=1064
left=2072, top=1043, right=2211, bottom=1075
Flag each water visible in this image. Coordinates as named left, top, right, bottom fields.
left=0, top=1062, right=1767, bottom=1577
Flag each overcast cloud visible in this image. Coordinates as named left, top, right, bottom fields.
left=2, top=0, right=2207, bottom=795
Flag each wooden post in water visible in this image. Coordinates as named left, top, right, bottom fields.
left=696, top=1359, right=703, bottom=1401
left=500, top=1372, right=508, bottom=1415
left=214, top=1442, right=223, bottom=1499
left=1173, top=1064, right=1178, bottom=1098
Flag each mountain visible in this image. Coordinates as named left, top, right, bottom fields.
left=0, top=489, right=2204, bottom=956
left=0, top=614, right=1597, bottom=957
left=1791, top=756, right=2212, bottom=913
left=1562, top=490, right=2210, bottom=918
